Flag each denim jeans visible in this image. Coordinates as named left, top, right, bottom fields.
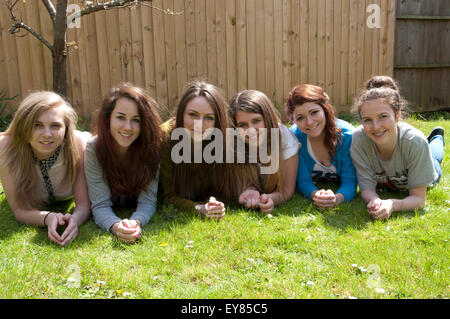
left=429, top=135, right=444, bottom=183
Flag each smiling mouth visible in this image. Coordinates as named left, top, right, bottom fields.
left=39, top=141, right=53, bottom=145
left=119, top=132, right=134, bottom=138
left=372, top=131, right=386, bottom=137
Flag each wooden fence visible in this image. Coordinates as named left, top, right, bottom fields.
left=394, top=0, right=450, bottom=112
left=0, top=0, right=396, bottom=124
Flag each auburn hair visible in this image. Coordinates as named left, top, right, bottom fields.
left=94, top=83, right=164, bottom=198
left=286, top=84, right=341, bottom=158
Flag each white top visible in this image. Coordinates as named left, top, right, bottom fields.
left=279, top=123, right=300, bottom=160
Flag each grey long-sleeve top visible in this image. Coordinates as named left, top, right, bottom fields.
left=84, top=136, right=159, bottom=232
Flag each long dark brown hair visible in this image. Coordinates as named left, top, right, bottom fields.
left=286, top=84, right=341, bottom=158
left=95, top=83, right=164, bottom=198
left=169, top=81, right=259, bottom=202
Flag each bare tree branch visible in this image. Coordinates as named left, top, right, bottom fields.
left=41, top=0, right=56, bottom=24
left=5, top=0, right=53, bottom=51
left=66, top=0, right=153, bottom=26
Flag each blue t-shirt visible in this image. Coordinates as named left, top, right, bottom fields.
left=290, top=119, right=357, bottom=202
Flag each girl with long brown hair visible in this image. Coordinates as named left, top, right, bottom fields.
left=229, top=90, right=299, bottom=213
left=160, top=81, right=258, bottom=220
left=85, top=83, right=163, bottom=244
left=286, top=84, right=357, bottom=209
left=0, top=91, right=91, bottom=246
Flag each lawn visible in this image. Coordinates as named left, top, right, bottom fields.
left=0, top=114, right=448, bottom=299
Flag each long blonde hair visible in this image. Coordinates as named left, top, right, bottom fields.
left=1, top=91, right=79, bottom=209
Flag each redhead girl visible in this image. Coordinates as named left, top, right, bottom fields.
left=286, top=84, right=357, bottom=209
left=84, top=84, right=163, bottom=244
left=0, top=91, right=91, bottom=246
left=160, top=81, right=258, bottom=220
left=350, top=76, right=444, bottom=220
left=229, top=90, right=299, bottom=213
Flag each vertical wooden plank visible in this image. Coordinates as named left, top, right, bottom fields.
left=66, top=18, right=82, bottom=115
left=94, top=11, right=111, bottom=97
left=0, top=6, right=21, bottom=97
left=370, top=0, right=380, bottom=79
left=164, top=0, right=178, bottom=111
left=274, top=0, right=284, bottom=108
left=340, top=0, right=349, bottom=106
left=333, top=0, right=342, bottom=108
left=195, top=0, right=207, bottom=80
left=379, top=0, right=388, bottom=77
left=226, top=0, right=237, bottom=99
left=185, top=0, right=197, bottom=81
left=385, top=0, right=395, bottom=77
left=14, top=3, right=33, bottom=96
left=282, top=0, right=292, bottom=117
left=0, top=19, right=8, bottom=94
left=236, top=0, right=248, bottom=92
left=118, top=7, right=134, bottom=82
left=141, top=4, right=157, bottom=99
left=131, top=6, right=144, bottom=88
left=299, top=0, right=309, bottom=85
left=216, top=0, right=228, bottom=93
left=38, top=2, right=54, bottom=90
left=263, top=0, right=274, bottom=100
left=255, top=0, right=266, bottom=92
left=173, top=0, right=187, bottom=106
left=75, top=14, right=91, bottom=120
left=291, top=0, right=300, bottom=86
left=363, top=0, right=373, bottom=86
left=246, top=0, right=257, bottom=89
left=24, top=0, right=45, bottom=90
left=316, top=0, right=325, bottom=89
left=206, top=0, right=218, bottom=86
left=355, top=0, right=365, bottom=93
left=82, top=14, right=101, bottom=122
left=152, top=0, right=169, bottom=109
left=347, top=0, right=357, bottom=102
left=106, top=10, right=123, bottom=90
left=324, top=0, right=333, bottom=99
left=308, top=0, right=317, bottom=85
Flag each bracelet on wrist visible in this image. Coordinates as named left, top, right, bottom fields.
left=43, top=212, right=53, bottom=227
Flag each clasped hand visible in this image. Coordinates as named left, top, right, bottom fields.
left=46, top=212, right=79, bottom=247
left=239, top=189, right=274, bottom=214
left=111, top=219, right=142, bottom=244
left=367, top=198, right=393, bottom=220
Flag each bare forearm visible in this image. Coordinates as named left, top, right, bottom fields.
left=13, top=208, right=50, bottom=227
left=71, top=202, right=91, bottom=226
left=390, top=195, right=426, bottom=212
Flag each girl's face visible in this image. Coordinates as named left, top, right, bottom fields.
left=183, top=96, right=216, bottom=141
left=359, top=99, right=399, bottom=149
left=292, top=102, right=326, bottom=139
left=109, top=97, right=141, bottom=155
left=235, top=110, right=266, bottom=146
left=29, top=106, right=66, bottom=160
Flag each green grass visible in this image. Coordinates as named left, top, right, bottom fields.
left=0, top=115, right=449, bottom=299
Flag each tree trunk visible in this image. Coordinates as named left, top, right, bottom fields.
left=52, top=0, right=68, bottom=97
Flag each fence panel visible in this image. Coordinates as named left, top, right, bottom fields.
left=0, top=0, right=397, bottom=122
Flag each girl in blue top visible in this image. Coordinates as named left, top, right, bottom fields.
left=286, top=84, right=357, bottom=209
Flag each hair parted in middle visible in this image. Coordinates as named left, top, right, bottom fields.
left=169, top=80, right=260, bottom=202
left=1, top=91, right=79, bottom=209
left=285, top=84, right=342, bottom=158
left=229, top=89, right=284, bottom=194
left=95, top=83, right=164, bottom=198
